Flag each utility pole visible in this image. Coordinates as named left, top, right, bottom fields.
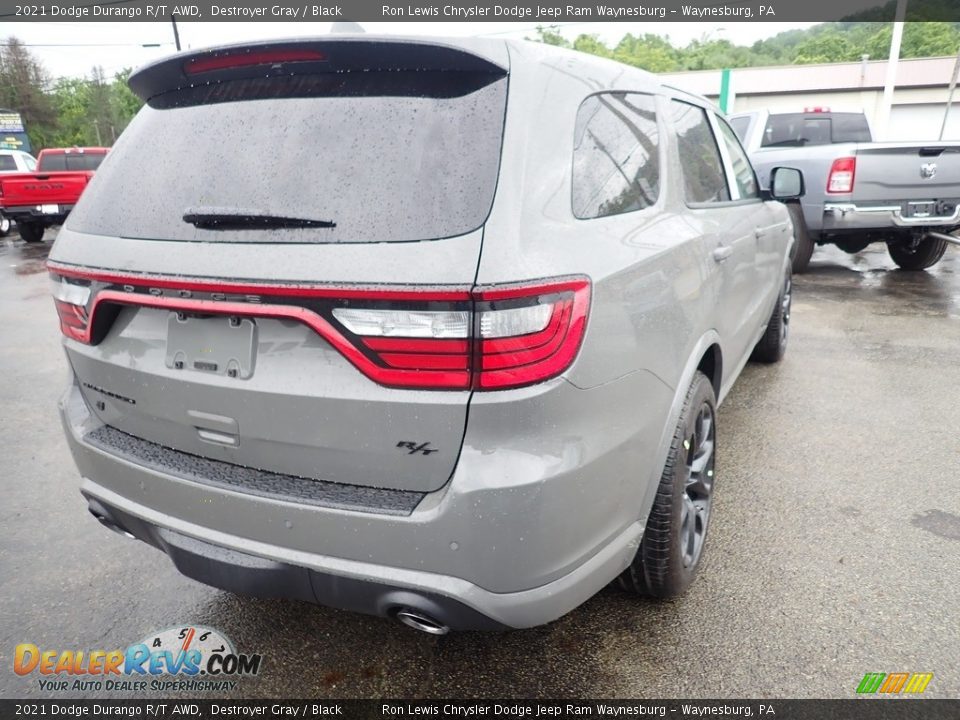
left=940, top=48, right=960, bottom=140
left=171, top=15, right=181, bottom=51
left=876, top=0, right=907, bottom=140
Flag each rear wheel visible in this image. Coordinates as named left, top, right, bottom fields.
left=18, top=222, right=45, bottom=244
left=751, top=270, right=791, bottom=364
left=620, top=371, right=717, bottom=598
left=787, top=203, right=814, bottom=274
left=0, top=214, right=10, bottom=237
left=888, top=236, right=948, bottom=270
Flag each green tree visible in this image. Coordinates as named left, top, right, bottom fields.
left=0, top=37, right=57, bottom=150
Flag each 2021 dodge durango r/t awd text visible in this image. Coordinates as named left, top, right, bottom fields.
left=50, top=36, right=800, bottom=633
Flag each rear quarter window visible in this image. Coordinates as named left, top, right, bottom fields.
left=0, top=155, right=15, bottom=171
left=571, top=92, right=660, bottom=220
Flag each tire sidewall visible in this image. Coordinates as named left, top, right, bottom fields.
left=643, top=372, right=718, bottom=595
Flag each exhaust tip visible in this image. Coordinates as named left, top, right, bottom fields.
left=89, top=509, right=135, bottom=539
left=395, top=607, right=450, bottom=635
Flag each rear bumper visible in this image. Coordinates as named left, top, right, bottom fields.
left=822, top=201, right=960, bottom=234
left=61, top=369, right=666, bottom=629
left=3, top=204, right=74, bottom=224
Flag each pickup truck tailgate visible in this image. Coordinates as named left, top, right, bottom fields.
left=853, top=144, right=960, bottom=203
left=0, top=172, right=92, bottom=206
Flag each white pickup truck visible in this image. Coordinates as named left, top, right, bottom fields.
left=730, top=108, right=960, bottom=272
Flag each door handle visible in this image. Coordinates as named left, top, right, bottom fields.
left=754, top=227, right=763, bottom=239
left=712, top=246, right=733, bottom=263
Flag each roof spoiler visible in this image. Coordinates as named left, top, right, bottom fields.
left=128, top=38, right=508, bottom=105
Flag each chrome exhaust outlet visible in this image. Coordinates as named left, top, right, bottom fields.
left=924, top=230, right=960, bottom=247
left=89, top=509, right=135, bottom=539
left=395, top=608, right=450, bottom=635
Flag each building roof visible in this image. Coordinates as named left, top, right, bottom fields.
left=660, top=55, right=959, bottom=96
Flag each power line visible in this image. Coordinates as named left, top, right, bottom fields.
left=0, top=42, right=172, bottom=48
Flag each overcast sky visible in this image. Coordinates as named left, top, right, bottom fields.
left=6, top=21, right=820, bottom=80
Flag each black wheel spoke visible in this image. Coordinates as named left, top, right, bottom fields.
left=681, top=401, right=715, bottom=569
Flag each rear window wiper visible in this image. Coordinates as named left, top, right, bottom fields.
left=183, top=207, right=336, bottom=231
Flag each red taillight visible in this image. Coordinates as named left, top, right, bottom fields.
left=474, top=279, right=590, bottom=390
left=47, top=265, right=590, bottom=392
left=50, top=276, right=91, bottom=342
left=804, top=106, right=830, bottom=113
left=827, top=156, right=856, bottom=194
left=183, top=49, right=326, bottom=75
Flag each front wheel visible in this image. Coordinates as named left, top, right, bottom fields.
left=888, top=237, right=948, bottom=271
left=787, top=203, right=814, bottom=274
left=751, top=270, right=791, bottom=364
left=620, top=371, right=717, bottom=598
left=18, top=222, right=45, bottom=244
left=0, top=214, right=10, bottom=237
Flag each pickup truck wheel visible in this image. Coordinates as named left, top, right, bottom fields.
left=0, top=215, right=9, bottom=237
left=888, top=237, right=948, bottom=271
left=18, top=222, right=45, bottom=244
left=751, top=270, right=791, bottom=364
left=619, top=371, right=716, bottom=598
left=787, top=203, right=814, bottom=274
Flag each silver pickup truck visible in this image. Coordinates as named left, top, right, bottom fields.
left=731, top=109, right=960, bottom=272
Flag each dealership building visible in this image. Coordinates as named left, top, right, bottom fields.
left=661, top=55, right=960, bottom=141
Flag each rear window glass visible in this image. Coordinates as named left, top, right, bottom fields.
left=0, top=155, right=15, bottom=171
left=67, top=75, right=508, bottom=244
left=40, top=153, right=106, bottom=171
left=761, top=113, right=871, bottom=147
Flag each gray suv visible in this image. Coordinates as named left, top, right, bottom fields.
left=50, top=36, right=800, bottom=632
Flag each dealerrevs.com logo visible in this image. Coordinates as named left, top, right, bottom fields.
left=14, top=625, right=262, bottom=693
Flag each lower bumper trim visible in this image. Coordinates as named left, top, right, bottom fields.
left=86, top=495, right=508, bottom=631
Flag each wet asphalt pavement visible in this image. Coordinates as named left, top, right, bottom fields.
left=1, top=230, right=958, bottom=700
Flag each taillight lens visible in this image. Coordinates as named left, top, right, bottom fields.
left=474, top=279, right=590, bottom=389
left=333, top=279, right=590, bottom=390
left=827, top=156, right=856, bottom=193
left=48, top=265, right=590, bottom=392
left=50, top=276, right=91, bottom=342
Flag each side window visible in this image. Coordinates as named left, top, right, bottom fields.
left=24, top=154, right=37, bottom=171
left=670, top=101, right=730, bottom=204
left=0, top=155, right=15, bottom=171
left=572, top=92, right=660, bottom=219
left=716, top=117, right=759, bottom=200
left=729, top=115, right=750, bottom=143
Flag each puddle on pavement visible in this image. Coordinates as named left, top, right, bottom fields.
left=795, top=245, right=960, bottom=317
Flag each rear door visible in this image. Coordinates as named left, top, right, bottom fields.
left=50, top=39, right=510, bottom=493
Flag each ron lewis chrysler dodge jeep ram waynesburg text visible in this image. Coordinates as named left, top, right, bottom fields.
left=50, top=36, right=803, bottom=633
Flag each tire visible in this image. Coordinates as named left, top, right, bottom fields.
left=0, top=214, right=9, bottom=237
left=620, top=371, right=717, bottom=598
left=888, top=237, right=948, bottom=271
left=751, top=270, right=791, bottom=364
left=18, top=222, right=45, bottom=244
left=787, top=203, right=814, bottom=274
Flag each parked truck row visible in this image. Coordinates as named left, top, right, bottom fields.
left=0, top=146, right=108, bottom=242
left=731, top=108, right=960, bottom=272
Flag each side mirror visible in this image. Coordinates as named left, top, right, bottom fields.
left=770, top=167, right=805, bottom=199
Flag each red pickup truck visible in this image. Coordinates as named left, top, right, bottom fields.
left=0, top=147, right=108, bottom=243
